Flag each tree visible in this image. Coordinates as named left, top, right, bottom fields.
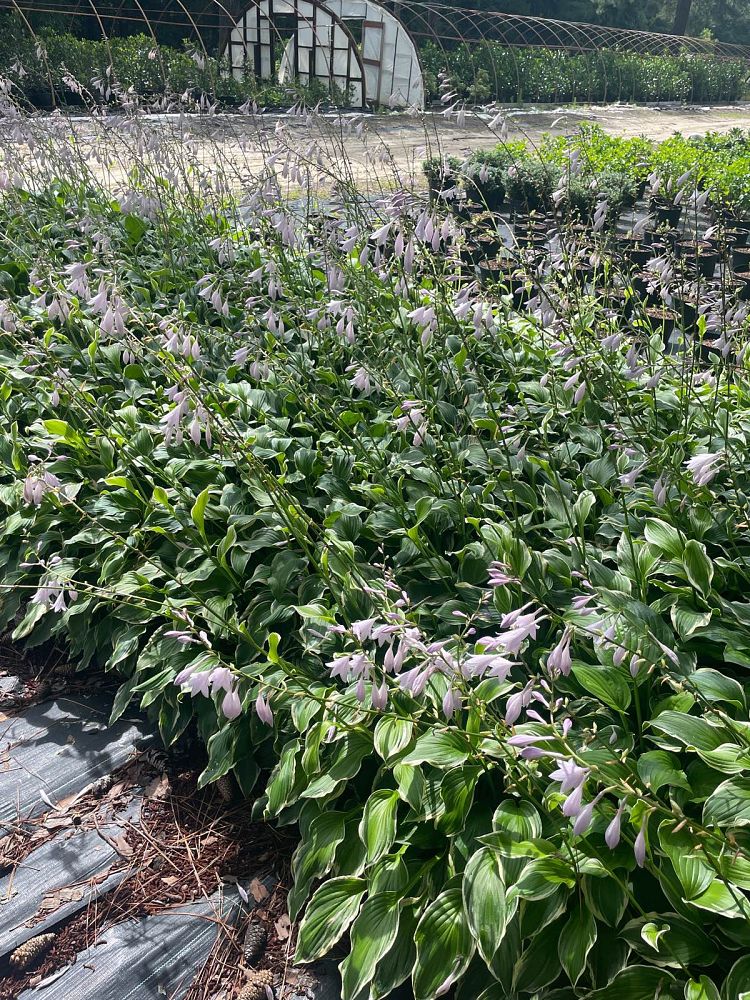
left=672, top=0, right=693, bottom=33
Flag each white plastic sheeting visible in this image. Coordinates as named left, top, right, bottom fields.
left=225, top=0, right=424, bottom=109
left=324, top=0, right=424, bottom=109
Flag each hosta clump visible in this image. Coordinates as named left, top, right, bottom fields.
left=3, top=112, right=750, bottom=1000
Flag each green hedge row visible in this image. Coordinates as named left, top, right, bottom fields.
left=419, top=41, right=750, bottom=104
left=0, top=15, right=747, bottom=109
left=0, top=20, right=330, bottom=108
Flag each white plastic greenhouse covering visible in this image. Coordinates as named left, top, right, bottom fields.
left=225, top=0, right=424, bottom=109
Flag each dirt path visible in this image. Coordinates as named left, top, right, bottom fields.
left=4, top=101, right=750, bottom=195
left=153, top=101, right=750, bottom=191
left=368, top=101, right=750, bottom=154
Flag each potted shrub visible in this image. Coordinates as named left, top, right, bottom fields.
left=423, top=155, right=462, bottom=202
left=503, top=158, right=554, bottom=213
left=463, top=153, right=506, bottom=211
left=676, top=240, right=720, bottom=278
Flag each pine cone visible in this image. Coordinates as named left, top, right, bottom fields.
left=237, top=970, right=274, bottom=1000
left=88, top=774, right=115, bottom=798
left=215, top=774, right=235, bottom=803
left=242, top=921, right=267, bottom=965
left=9, top=933, right=55, bottom=970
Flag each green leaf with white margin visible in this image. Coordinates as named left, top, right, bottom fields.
left=413, top=888, right=474, bottom=1000
left=294, top=877, right=366, bottom=963
left=493, top=800, right=542, bottom=839
left=513, top=918, right=564, bottom=993
left=622, top=914, right=717, bottom=967
left=586, top=964, right=675, bottom=999
left=358, top=789, right=399, bottom=864
left=265, top=739, right=301, bottom=816
left=438, top=765, right=481, bottom=835
left=723, top=954, right=750, bottom=999
left=462, top=847, right=509, bottom=965
left=648, top=712, right=726, bottom=752
left=685, top=976, right=721, bottom=1000
left=637, top=751, right=691, bottom=793
left=682, top=539, right=714, bottom=596
left=658, top=821, right=714, bottom=900
left=558, top=905, right=597, bottom=985
left=704, top=777, right=750, bottom=828
left=690, top=880, right=750, bottom=919
left=582, top=875, right=628, bottom=927
left=374, top=717, right=413, bottom=761
left=572, top=662, right=631, bottom=711
left=288, top=811, right=347, bottom=920
left=190, top=486, right=210, bottom=540
left=644, top=518, right=684, bottom=558
left=401, top=730, right=469, bottom=767
left=671, top=601, right=712, bottom=638
left=371, top=904, right=418, bottom=999
left=690, top=668, right=745, bottom=709
left=340, top=891, right=401, bottom=1000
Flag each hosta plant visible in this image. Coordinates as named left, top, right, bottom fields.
left=2, top=103, right=750, bottom=1000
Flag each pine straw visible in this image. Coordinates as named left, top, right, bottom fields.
left=0, top=768, right=296, bottom=999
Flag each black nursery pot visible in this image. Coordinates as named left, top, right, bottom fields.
left=719, top=211, right=750, bottom=235
left=619, top=239, right=653, bottom=268
left=515, top=217, right=550, bottom=239
left=479, top=261, right=531, bottom=302
left=733, top=245, right=750, bottom=273
left=603, top=288, right=633, bottom=318
left=677, top=242, right=720, bottom=279
left=571, top=263, right=595, bottom=285
left=645, top=306, right=680, bottom=346
left=469, top=233, right=503, bottom=263
left=650, top=199, right=683, bottom=228
left=720, top=227, right=749, bottom=249
left=674, top=296, right=700, bottom=329
left=735, top=271, right=750, bottom=300
left=466, top=178, right=506, bottom=212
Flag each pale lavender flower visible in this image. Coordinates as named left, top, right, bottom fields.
left=442, top=687, right=463, bottom=720
left=634, top=818, right=648, bottom=867
left=462, top=653, right=514, bottom=681
left=653, top=476, right=668, bottom=508
left=686, top=451, right=722, bottom=487
left=605, top=800, right=626, bottom=849
left=255, top=692, right=273, bottom=726
left=619, top=463, right=646, bottom=489
left=351, top=618, right=376, bottom=642
left=186, top=671, right=212, bottom=697
left=550, top=759, right=588, bottom=795
left=347, top=366, right=372, bottom=395
left=562, top=782, right=585, bottom=818
left=602, top=332, right=622, bottom=351
left=209, top=666, right=234, bottom=693
left=488, top=562, right=514, bottom=587
left=573, top=791, right=605, bottom=835
left=508, top=734, right=555, bottom=749
left=546, top=629, right=572, bottom=676
left=504, top=680, right=534, bottom=725
left=371, top=680, right=388, bottom=711
left=23, top=469, right=61, bottom=506
left=222, top=689, right=242, bottom=720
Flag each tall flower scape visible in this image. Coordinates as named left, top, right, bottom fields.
left=1, top=77, right=750, bottom=1000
